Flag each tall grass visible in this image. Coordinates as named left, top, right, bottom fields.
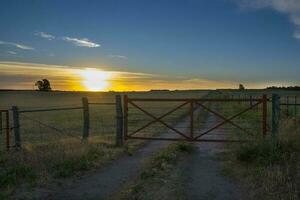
left=219, top=91, right=300, bottom=200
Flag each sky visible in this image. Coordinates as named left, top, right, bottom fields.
left=0, top=0, right=299, bottom=91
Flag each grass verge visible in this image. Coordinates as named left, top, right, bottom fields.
left=219, top=102, right=300, bottom=199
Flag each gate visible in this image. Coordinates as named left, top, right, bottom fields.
left=123, top=95, right=268, bottom=142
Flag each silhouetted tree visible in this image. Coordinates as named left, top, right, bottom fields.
left=35, top=79, right=52, bottom=91
left=239, top=84, right=245, bottom=90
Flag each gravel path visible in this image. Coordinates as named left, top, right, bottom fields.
left=181, top=104, right=243, bottom=200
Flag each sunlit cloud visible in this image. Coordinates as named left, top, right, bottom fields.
left=62, top=36, right=100, bottom=48
left=0, top=41, right=34, bottom=50
left=236, top=0, right=300, bottom=41
left=34, top=31, right=55, bottom=40
left=108, top=54, right=128, bottom=59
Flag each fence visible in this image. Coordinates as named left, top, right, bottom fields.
left=1, top=95, right=123, bottom=151
left=272, top=94, right=299, bottom=136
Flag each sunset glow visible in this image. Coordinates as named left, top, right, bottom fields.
left=78, top=68, right=112, bottom=91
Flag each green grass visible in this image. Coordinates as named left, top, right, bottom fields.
left=112, top=142, right=195, bottom=200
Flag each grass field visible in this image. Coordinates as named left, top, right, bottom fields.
left=0, top=90, right=208, bottom=198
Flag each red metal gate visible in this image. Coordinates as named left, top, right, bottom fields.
left=123, top=95, right=268, bottom=142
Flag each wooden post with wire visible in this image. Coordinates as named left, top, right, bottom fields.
left=262, top=95, right=267, bottom=138
left=82, top=97, right=89, bottom=140
left=272, top=94, right=280, bottom=139
left=123, top=95, right=128, bottom=140
left=5, top=111, right=10, bottom=151
left=12, top=106, right=21, bottom=148
left=190, top=100, right=194, bottom=140
left=115, top=95, right=123, bottom=146
left=286, top=96, right=289, bottom=117
left=0, top=112, right=2, bottom=136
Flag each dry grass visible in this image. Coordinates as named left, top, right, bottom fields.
left=219, top=91, right=300, bottom=200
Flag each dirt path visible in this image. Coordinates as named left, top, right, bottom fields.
left=33, top=109, right=202, bottom=200
left=181, top=104, right=243, bottom=200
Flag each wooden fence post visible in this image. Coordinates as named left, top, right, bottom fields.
left=12, top=106, right=21, bottom=148
left=82, top=97, right=89, bottom=140
left=262, top=95, right=267, bottom=138
left=294, top=96, right=297, bottom=117
left=123, top=95, right=128, bottom=140
left=286, top=96, right=289, bottom=117
left=115, top=95, right=123, bottom=146
left=5, top=111, right=10, bottom=151
left=0, top=112, right=2, bottom=136
left=190, top=100, right=194, bottom=139
left=272, top=94, right=280, bottom=139
left=250, top=95, right=253, bottom=107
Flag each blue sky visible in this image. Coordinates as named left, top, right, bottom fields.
left=0, top=0, right=299, bottom=90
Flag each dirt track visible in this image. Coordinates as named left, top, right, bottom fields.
left=181, top=107, right=243, bottom=200
left=32, top=106, right=242, bottom=200
left=33, top=110, right=201, bottom=200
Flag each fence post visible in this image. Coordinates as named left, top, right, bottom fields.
left=0, top=112, right=2, bottom=136
left=123, top=95, right=128, bottom=140
left=262, top=95, right=267, bottom=138
left=5, top=111, right=10, bottom=151
left=250, top=95, right=253, bottom=107
left=82, top=97, right=89, bottom=140
left=295, top=96, right=297, bottom=117
left=190, top=100, right=194, bottom=140
left=272, top=94, right=280, bottom=139
left=286, top=96, right=289, bottom=117
left=12, top=106, right=21, bottom=148
left=115, top=95, right=123, bottom=146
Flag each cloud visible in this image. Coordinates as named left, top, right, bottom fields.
left=236, top=0, right=300, bottom=41
left=0, top=41, right=34, bottom=50
left=35, top=31, right=55, bottom=40
left=62, top=37, right=100, bottom=48
left=7, top=51, right=17, bottom=55
left=108, top=54, right=128, bottom=59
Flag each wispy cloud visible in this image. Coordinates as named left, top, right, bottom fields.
left=7, top=51, right=17, bottom=55
left=35, top=31, right=55, bottom=40
left=0, top=41, right=34, bottom=50
left=236, top=0, right=300, bottom=41
left=108, top=54, right=128, bottom=59
left=62, top=37, right=100, bottom=48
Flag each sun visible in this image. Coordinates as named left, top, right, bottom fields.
left=79, top=68, right=111, bottom=91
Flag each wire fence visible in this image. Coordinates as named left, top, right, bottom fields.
left=0, top=97, right=118, bottom=152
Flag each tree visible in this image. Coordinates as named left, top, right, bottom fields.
left=239, top=84, right=245, bottom=90
left=35, top=79, right=52, bottom=91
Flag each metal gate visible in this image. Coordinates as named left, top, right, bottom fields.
left=123, top=95, right=268, bottom=142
